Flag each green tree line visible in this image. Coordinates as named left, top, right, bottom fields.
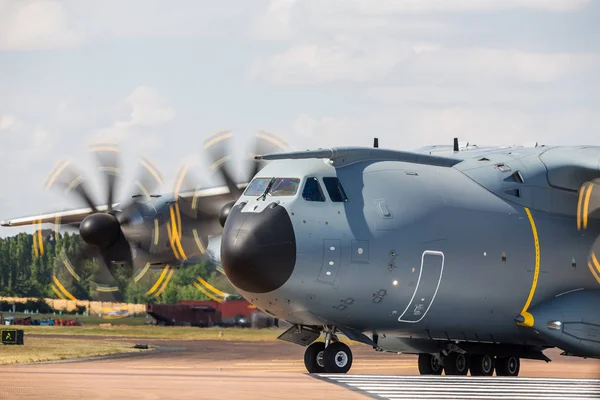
left=0, top=232, right=236, bottom=304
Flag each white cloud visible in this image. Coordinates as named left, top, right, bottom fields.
left=0, top=115, right=17, bottom=131
left=292, top=114, right=364, bottom=147
left=95, top=86, right=175, bottom=150
left=251, top=38, right=416, bottom=84
left=252, top=0, right=298, bottom=41
left=254, top=42, right=600, bottom=85
left=0, top=0, right=82, bottom=50
left=125, top=86, right=176, bottom=127
left=330, top=0, right=591, bottom=14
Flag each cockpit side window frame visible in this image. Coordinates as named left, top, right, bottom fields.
left=267, top=177, right=301, bottom=197
left=322, top=177, right=348, bottom=202
left=302, top=177, right=326, bottom=202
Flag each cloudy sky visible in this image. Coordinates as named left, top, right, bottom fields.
left=0, top=0, right=598, bottom=235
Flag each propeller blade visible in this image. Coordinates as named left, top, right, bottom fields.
left=90, top=143, right=120, bottom=212
left=45, top=161, right=98, bottom=213
left=203, top=130, right=243, bottom=199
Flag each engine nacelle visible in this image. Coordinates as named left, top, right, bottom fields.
left=528, top=290, right=600, bottom=358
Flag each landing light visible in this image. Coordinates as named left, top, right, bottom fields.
left=392, top=280, right=398, bottom=286
left=547, top=320, right=562, bottom=331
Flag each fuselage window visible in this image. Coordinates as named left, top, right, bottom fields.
left=268, top=178, right=300, bottom=196
left=323, top=177, right=348, bottom=202
left=302, top=177, right=325, bottom=202
left=244, top=177, right=272, bottom=196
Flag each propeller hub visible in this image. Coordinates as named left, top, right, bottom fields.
left=80, top=213, right=121, bottom=248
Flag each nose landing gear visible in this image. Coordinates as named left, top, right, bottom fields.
left=303, top=328, right=353, bottom=374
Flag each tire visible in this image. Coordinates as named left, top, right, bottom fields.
left=323, top=342, right=353, bottom=374
left=418, top=353, right=443, bottom=375
left=443, top=352, right=469, bottom=375
left=304, top=342, right=326, bottom=373
left=469, top=354, right=495, bottom=376
left=496, top=356, right=520, bottom=376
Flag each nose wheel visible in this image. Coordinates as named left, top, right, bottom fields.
left=304, top=341, right=353, bottom=374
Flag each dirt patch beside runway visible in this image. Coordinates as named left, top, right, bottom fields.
left=0, top=339, right=598, bottom=399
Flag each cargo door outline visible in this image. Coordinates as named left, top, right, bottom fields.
left=398, top=250, right=444, bottom=323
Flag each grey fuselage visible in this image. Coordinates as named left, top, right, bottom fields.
left=223, top=145, right=600, bottom=355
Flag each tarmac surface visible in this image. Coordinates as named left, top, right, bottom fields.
left=1, top=336, right=599, bottom=399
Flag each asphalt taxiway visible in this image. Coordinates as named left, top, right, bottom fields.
left=0, top=338, right=599, bottom=399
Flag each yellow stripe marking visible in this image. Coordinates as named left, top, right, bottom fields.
left=140, top=158, right=163, bottom=185
left=583, top=184, right=593, bottom=229
left=203, top=132, right=233, bottom=149
left=134, top=262, right=152, bottom=283
left=33, top=228, right=39, bottom=258
left=577, top=184, right=585, bottom=230
left=197, top=277, right=227, bottom=297
left=153, top=267, right=174, bottom=297
left=63, top=259, right=81, bottom=281
left=193, top=282, right=223, bottom=303
left=37, top=221, right=44, bottom=256
left=45, top=161, right=70, bottom=189
left=591, top=253, right=600, bottom=276
left=96, top=286, right=119, bottom=293
left=52, top=275, right=77, bottom=301
left=256, top=133, right=287, bottom=150
left=518, top=207, right=540, bottom=328
left=192, top=229, right=206, bottom=254
left=51, top=285, right=66, bottom=300
left=168, top=206, right=187, bottom=260
left=90, top=145, right=119, bottom=153
left=147, top=266, right=170, bottom=295
left=153, top=218, right=160, bottom=246
left=588, top=261, right=600, bottom=284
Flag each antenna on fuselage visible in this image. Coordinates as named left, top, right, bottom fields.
left=374, top=138, right=379, bottom=148
left=453, top=137, right=459, bottom=152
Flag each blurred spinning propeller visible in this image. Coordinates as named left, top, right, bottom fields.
left=40, top=143, right=164, bottom=302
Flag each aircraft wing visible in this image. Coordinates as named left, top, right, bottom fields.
left=0, top=205, right=112, bottom=227
left=0, top=183, right=249, bottom=228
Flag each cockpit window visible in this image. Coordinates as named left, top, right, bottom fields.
left=268, top=178, right=300, bottom=196
left=323, top=177, right=348, bottom=202
left=302, top=177, right=325, bottom=202
left=244, top=178, right=271, bottom=196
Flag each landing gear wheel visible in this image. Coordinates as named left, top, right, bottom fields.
left=418, top=353, right=443, bottom=375
left=304, top=342, right=326, bottom=373
left=495, top=356, right=520, bottom=376
left=323, top=342, right=353, bottom=374
left=469, top=354, right=495, bottom=376
left=443, top=353, right=469, bottom=375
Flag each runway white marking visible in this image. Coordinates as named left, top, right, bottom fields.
left=317, top=375, right=600, bottom=400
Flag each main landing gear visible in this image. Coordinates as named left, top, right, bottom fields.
left=419, top=352, right=520, bottom=376
left=304, top=330, right=353, bottom=374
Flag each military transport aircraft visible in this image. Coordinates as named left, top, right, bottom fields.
left=3, top=133, right=600, bottom=377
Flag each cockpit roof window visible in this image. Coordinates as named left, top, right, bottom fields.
left=244, top=177, right=271, bottom=196
left=302, top=177, right=325, bottom=202
left=268, top=178, right=300, bottom=197
left=323, top=177, right=348, bottom=202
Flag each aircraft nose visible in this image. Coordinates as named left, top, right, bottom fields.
left=221, top=202, right=296, bottom=294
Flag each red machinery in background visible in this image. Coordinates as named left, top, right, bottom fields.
left=146, top=299, right=278, bottom=328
